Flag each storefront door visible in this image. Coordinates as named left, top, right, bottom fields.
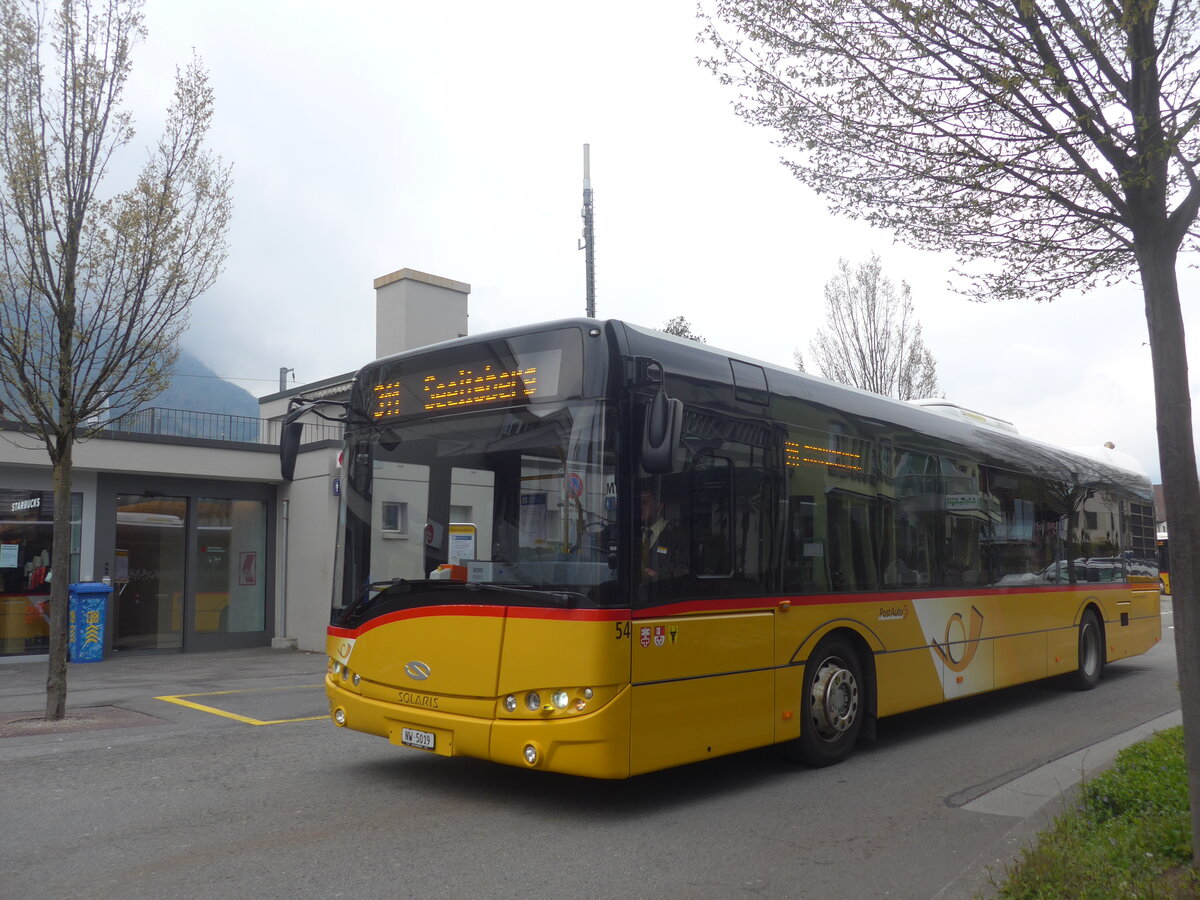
left=113, top=493, right=186, bottom=651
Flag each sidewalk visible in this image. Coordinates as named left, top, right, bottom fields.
left=0, top=646, right=328, bottom=735
left=934, top=708, right=1184, bottom=899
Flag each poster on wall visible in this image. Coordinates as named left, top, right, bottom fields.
left=0, top=543, right=17, bottom=568
left=239, top=551, right=257, bottom=586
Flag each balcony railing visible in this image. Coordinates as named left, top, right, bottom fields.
left=99, top=407, right=343, bottom=447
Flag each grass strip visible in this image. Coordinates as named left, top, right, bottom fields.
left=996, top=726, right=1199, bottom=899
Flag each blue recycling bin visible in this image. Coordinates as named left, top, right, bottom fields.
left=68, top=582, right=112, bottom=663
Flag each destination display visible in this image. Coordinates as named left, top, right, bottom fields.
left=371, top=348, right=564, bottom=420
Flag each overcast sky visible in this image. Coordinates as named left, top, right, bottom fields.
left=120, top=1, right=1197, bottom=484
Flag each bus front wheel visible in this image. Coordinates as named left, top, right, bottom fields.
left=1072, top=609, right=1104, bottom=691
left=791, top=634, right=864, bottom=767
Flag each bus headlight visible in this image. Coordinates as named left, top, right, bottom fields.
left=333, top=708, right=346, bottom=726
left=523, top=743, right=539, bottom=766
left=501, top=686, right=603, bottom=716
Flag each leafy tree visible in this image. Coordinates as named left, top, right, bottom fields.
left=797, top=254, right=940, bottom=399
left=0, top=0, right=232, bottom=718
left=661, top=315, right=707, bottom=343
left=702, top=0, right=1200, bottom=859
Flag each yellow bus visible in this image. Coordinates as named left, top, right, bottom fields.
left=1158, top=530, right=1171, bottom=595
left=286, top=320, right=1161, bottom=778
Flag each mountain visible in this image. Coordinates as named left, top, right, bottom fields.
left=122, top=349, right=263, bottom=440
left=1, top=348, right=260, bottom=436
left=146, top=350, right=259, bottom=418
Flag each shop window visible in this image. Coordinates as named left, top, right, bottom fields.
left=195, top=498, right=266, bottom=634
left=0, top=489, right=82, bottom=656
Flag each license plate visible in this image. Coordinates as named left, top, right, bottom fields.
left=401, top=727, right=435, bottom=750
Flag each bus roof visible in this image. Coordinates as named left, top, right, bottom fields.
left=361, top=317, right=1152, bottom=497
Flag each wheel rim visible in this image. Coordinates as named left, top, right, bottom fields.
left=809, top=655, right=859, bottom=741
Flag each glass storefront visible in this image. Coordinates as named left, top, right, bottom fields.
left=107, top=485, right=271, bottom=653
left=0, top=489, right=82, bottom=657
left=0, top=475, right=273, bottom=657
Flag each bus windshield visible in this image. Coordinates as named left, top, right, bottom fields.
left=331, top=399, right=619, bottom=624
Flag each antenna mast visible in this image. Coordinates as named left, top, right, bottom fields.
left=580, top=144, right=596, bottom=318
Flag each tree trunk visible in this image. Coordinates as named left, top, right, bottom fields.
left=44, top=438, right=73, bottom=720
left=1137, top=237, right=1200, bottom=865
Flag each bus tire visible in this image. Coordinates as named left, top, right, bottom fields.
left=791, top=634, right=864, bottom=767
left=1072, top=609, right=1104, bottom=691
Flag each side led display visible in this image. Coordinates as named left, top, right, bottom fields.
left=785, top=440, right=863, bottom=472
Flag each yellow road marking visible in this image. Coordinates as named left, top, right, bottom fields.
left=155, top=684, right=328, bottom=725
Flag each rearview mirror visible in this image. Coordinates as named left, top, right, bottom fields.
left=641, top=389, right=682, bottom=474
left=280, top=419, right=303, bottom=481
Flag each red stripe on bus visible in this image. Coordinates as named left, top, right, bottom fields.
left=505, top=607, right=629, bottom=622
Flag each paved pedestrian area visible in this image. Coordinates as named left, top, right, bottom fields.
left=0, top=646, right=329, bottom=739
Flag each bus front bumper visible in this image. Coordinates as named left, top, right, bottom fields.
left=326, top=677, right=632, bottom=779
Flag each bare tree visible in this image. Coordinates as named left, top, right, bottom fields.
left=660, top=315, right=706, bottom=343
left=0, top=0, right=232, bottom=719
left=702, top=0, right=1200, bottom=859
left=799, top=254, right=940, bottom=399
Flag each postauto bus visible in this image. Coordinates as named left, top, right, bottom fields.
left=284, top=319, right=1161, bottom=778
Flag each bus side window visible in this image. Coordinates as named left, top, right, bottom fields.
left=982, top=470, right=1065, bottom=585
left=782, top=429, right=831, bottom=593
left=783, top=495, right=825, bottom=592
left=685, top=447, right=770, bottom=591
left=645, top=446, right=770, bottom=601
left=684, top=453, right=732, bottom=578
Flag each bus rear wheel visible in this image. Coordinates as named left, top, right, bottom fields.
left=1072, top=609, right=1104, bottom=691
left=791, top=634, right=863, bottom=767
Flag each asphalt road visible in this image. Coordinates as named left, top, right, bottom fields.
left=0, top=600, right=1181, bottom=900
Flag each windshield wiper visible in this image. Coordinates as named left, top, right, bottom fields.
left=365, top=577, right=414, bottom=593
left=340, top=577, right=415, bottom=621
left=464, top=582, right=584, bottom=608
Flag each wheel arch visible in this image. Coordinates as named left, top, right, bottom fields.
left=1076, top=599, right=1108, bottom=659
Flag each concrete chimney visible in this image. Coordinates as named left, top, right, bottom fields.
left=374, top=268, right=470, bottom=359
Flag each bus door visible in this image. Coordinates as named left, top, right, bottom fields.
left=629, top=445, right=776, bottom=775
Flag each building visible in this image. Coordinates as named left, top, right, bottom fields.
left=0, top=268, right=469, bottom=660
